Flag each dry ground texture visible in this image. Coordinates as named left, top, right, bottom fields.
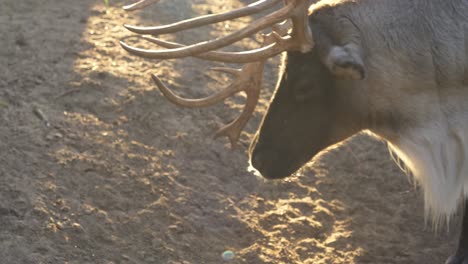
left=0, top=0, right=462, bottom=263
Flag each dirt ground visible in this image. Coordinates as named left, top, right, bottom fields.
left=0, top=0, right=462, bottom=263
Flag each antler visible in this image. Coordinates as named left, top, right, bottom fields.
left=123, top=0, right=160, bottom=11
left=121, top=0, right=314, bottom=148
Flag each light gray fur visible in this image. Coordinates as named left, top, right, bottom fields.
left=309, top=0, right=468, bottom=223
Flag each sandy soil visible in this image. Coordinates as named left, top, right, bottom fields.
left=0, top=0, right=461, bottom=263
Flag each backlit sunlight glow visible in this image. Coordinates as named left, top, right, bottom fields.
left=53, top=1, right=365, bottom=263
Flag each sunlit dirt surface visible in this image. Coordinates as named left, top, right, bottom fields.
left=0, top=0, right=460, bottom=263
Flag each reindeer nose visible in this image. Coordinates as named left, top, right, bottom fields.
left=250, top=147, right=283, bottom=179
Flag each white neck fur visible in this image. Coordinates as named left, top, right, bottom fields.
left=386, top=122, right=468, bottom=227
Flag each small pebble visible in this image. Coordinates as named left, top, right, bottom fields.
left=222, top=250, right=235, bottom=261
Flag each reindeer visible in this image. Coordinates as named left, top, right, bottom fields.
left=121, top=0, right=468, bottom=263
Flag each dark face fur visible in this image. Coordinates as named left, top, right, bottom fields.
left=249, top=49, right=362, bottom=179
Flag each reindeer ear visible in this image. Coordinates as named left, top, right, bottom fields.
left=324, top=44, right=365, bottom=80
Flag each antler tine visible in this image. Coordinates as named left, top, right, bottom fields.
left=129, top=21, right=291, bottom=64
left=151, top=64, right=255, bottom=147
left=121, top=0, right=313, bottom=62
left=214, top=63, right=264, bottom=148
left=150, top=69, right=244, bottom=108
left=213, top=29, right=288, bottom=147
left=120, top=1, right=296, bottom=60
left=151, top=62, right=264, bottom=148
left=124, top=0, right=283, bottom=35
left=122, top=35, right=294, bottom=63
left=123, top=0, right=160, bottom=11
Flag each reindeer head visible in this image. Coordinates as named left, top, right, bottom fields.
left=121, top=0, right=367, bottom=179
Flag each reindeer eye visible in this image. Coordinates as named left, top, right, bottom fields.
left=294, top=81, right=322, bottom=102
